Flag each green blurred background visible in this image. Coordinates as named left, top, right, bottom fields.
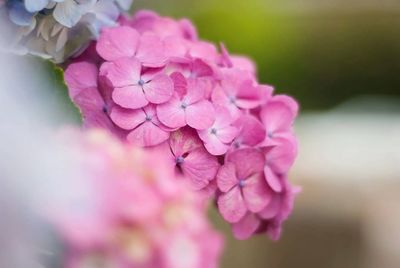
left=134, top=0, right=400, bottom=111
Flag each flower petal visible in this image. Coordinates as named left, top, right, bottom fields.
left=226, top=148, right=265, bottom=179
left=218, top=187, right=247, bottom=223
left=216, top=162, right=238, bottom=193
left=136, top=33, right=167, bottom=67
left=243, top=173, right=272, bottom=213
left=156, top=95, right=186, bottom=129
left=264, top=166, right=282, bottom=193
left=127, top=121, right=170, bottom=147
left=96, top=26, right=139, bottom=61
left=65, top=62, right=98, bottom=98
left=235, top=114, right=266, bottom=147
left=143, top=73, right=174, bottom=104
left=110, top=106, right=145, bottom=130
left=100, top=57, right=141, bottom=88
left=232, top=213, right=261, bottom=240
left=185, top=100, right=215, bottom=130
left=112, top=85, right=148, bottom=109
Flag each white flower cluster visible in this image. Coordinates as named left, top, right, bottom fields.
left=0, top=0, right=133, bottom=62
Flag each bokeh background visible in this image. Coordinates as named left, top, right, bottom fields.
left=130, top=0, right=400, bottom=267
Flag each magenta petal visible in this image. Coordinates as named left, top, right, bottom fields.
left=96, top=26, right=139, bottom=61
left=218, top=187, right=247, bottom=223
left=226, top=148, right=265, bottom=179
left=112, top=85, right=148, bottom=109
left=136, top=33, right=167, bottom=67
left=235, top=80, right=263, bottom=109
left=266, top=139, right=297, bottom=175
left=232, top=213, right=261, bottom=240
left=182, top=148, right=219, bottom=190
left=127, top=122, right=170, bottom=147
left=264, top=166, right=282, bottom=193
left=260, top=100, right=295, bottom=133
left=216, top=162, right=238, bottom=192
left=186, top=100, right=215, bottom=130
left=100, top=57, right=141, bottom=88
left=217, top=126, right=239, bottom=144
left=65, top=62, right=98, bottom=98
left=143, top=73, right=174, bottom=104
left=243, top=173, right=272, bottom=213
left=156, top=95, right=186, bottom=128
left=110, top=106, right=145, bottom=130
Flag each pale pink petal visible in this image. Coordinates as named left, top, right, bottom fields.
left=65, top=62, right=98, bottom=98
left=242, top=173, right=272, bottom=213
left=217, top=126, right=239, bottom=144
left=156, top=95, right=186, bottom=128
left=182, top=148, right=219, bottom=190
left=273, top=95, right=299, bottom=116
left=100, top=57, right=141, bottom=88
left=264, top=166, right=282, bottom=193
left=170, top=72, right=188, bottom=97
left=110, top=106, right=145, bottom=130
left=203, top=136, right=230, bottom=156
left=186, top=100, right=215, bottom=130
left=112, top=85, right=148, bottom=109
left=191, top=59, right=213, bottom=78
left=169, top=128, right=202, bottom=157
left=232, top=213, right=261, bottom=240
left=226, top=148, right=265, bottom=179
left=213, top=106, right=235, bottom=128
left=136, top=33, right=167, bottom=67
left=216, top=162, right=238, bottom=193
left=185, top=78, right=207, bottom=104
left=143, top=73, right=174, bottom=104
left=235, top=80, right=264, bottom=109
left=189, top=41, right=218, bottom=63
left=164, top=36, right=189, bottom=60
left=179, top=18, right=198, bottom=40
left=260, top=99, right=296, bottom=133
left=127, top=121, right=170, bottom=147
left=218, top=187, right=247, bottom=223
left=231, top=55, right=256, bottom=73
left=96, top=26, right=139, bottom=61
left=266, top=138, right=297, bottom=175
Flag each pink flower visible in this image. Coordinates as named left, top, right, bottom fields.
left=110, top=105, right=171, bottom=147
left=262, top=137, right=298, bottom=192
left=198, top=106, right=239, bottom=155
left=232, top=114, right=266, bottom=149
left=232, top=180, right=300, bottom=240
left=217, top=148, right=273, bottom=223
left=97, top=26, right=167, bottom=67
left=101, top=57, right=174, bottom=109
left=157, top=79, right=215, bottom=130
left=212, top=69, right=272, bottom=119
left=164, top=128, right=220, bottom=191
left=260, top=94, right=299, bottom=146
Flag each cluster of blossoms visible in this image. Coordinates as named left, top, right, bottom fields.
left=65, top=10, right=300, bottom=240
left=0, top=0, right=132, bottom=62
left=50, top=129, right=223, bottom=268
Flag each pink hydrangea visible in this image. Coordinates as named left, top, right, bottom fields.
left=50, top=130, right=223, bottom=268
left=64, top=10, right=300, bottom=240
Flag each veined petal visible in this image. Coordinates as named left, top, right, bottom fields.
left=185, top=100, right=215, bottom=130
left=112, top=85, right=148, bottom=109
left=143, top=73, right=174, bottom=104
left=156, top=95, right=186, bottom=129
left=110, top=106, right=146, bottom=130
left=216, top=162, right=238, bottom=193
left=218, top=187, right=247, bottom=223
left=242, top=173, right=272, bottom=213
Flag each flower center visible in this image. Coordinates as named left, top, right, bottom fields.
left=210, top=128, right=218, bottom=135
left=102, top=105, right=108, bottom=114
left=175, top=156, right=185, bottom=164
left=238, top=179, right=246, bottom=188
left=180, top=102, right=188, bottom=109
left=145, top=115, right=152, bottom=121
left=228, top=95, right=236, bottom=104
left=268, top=131, right=274, bottom=139
left=138, top=79, right=146, bottom=86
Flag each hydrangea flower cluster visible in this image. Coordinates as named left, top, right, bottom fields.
left=65, top=10, right=300, bottom=240
left=51, top=129, right=223, bottom=268
left=0, top=0, right=132, bottom=62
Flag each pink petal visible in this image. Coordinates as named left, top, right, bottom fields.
left=273, top=95, right=299, bottom=116
left=259, top=194, right=282, bottom=220
left=136, top=33, right=167, bottom=67
left=127, top=121, right=170, bottom=147
left=260, top=98, right=297, bottom=133
left=189, top=41, right=218, bottom=63
left=264, top=166, right=282, bottom=193
left=216, top=162, right=238, bottom=192
left=231, top=55, right=256, bottom=73
left=186, top=100, right=215, bottom=130
left=203, top=136, right=230, bottom=156
left=112, top=85, right=148, bottom=109
left=65, top=62, right=98, bottom=98
left=266, top=138, right=297, bottom=175
left=96, top=26, right=139, bottom=61
left=213, top=106, right=235, bottom=128
left=232, top=213, right=261, bottom=240
left=185, top=78, right=207, bottom=104
left=170, top=72, right=188, bottom=97
left=243, top=173, right=272, bottom=213
left=235, top=80, right=264, bottom=109
left=156, top=94, right=186, bottom=129
left=217, top=126, right=239, bottom=144
left=110, top=106, right=145, bottom=130
left=182, top=148, right=219, bottom=190
left=169, top=128, right=202, bottom=157
left=100, top=57, right=141, bottom=88
left=164, top=36, right=189, bottom=60
left=235, top=114, right=266, bottom=146
left=191, top=59, right=213, bottom=78
left=226, top=148, right=265, bottom=179
left=218, top=187, right=247, bottom=223
left=143, top=73, right=174, bottom=104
